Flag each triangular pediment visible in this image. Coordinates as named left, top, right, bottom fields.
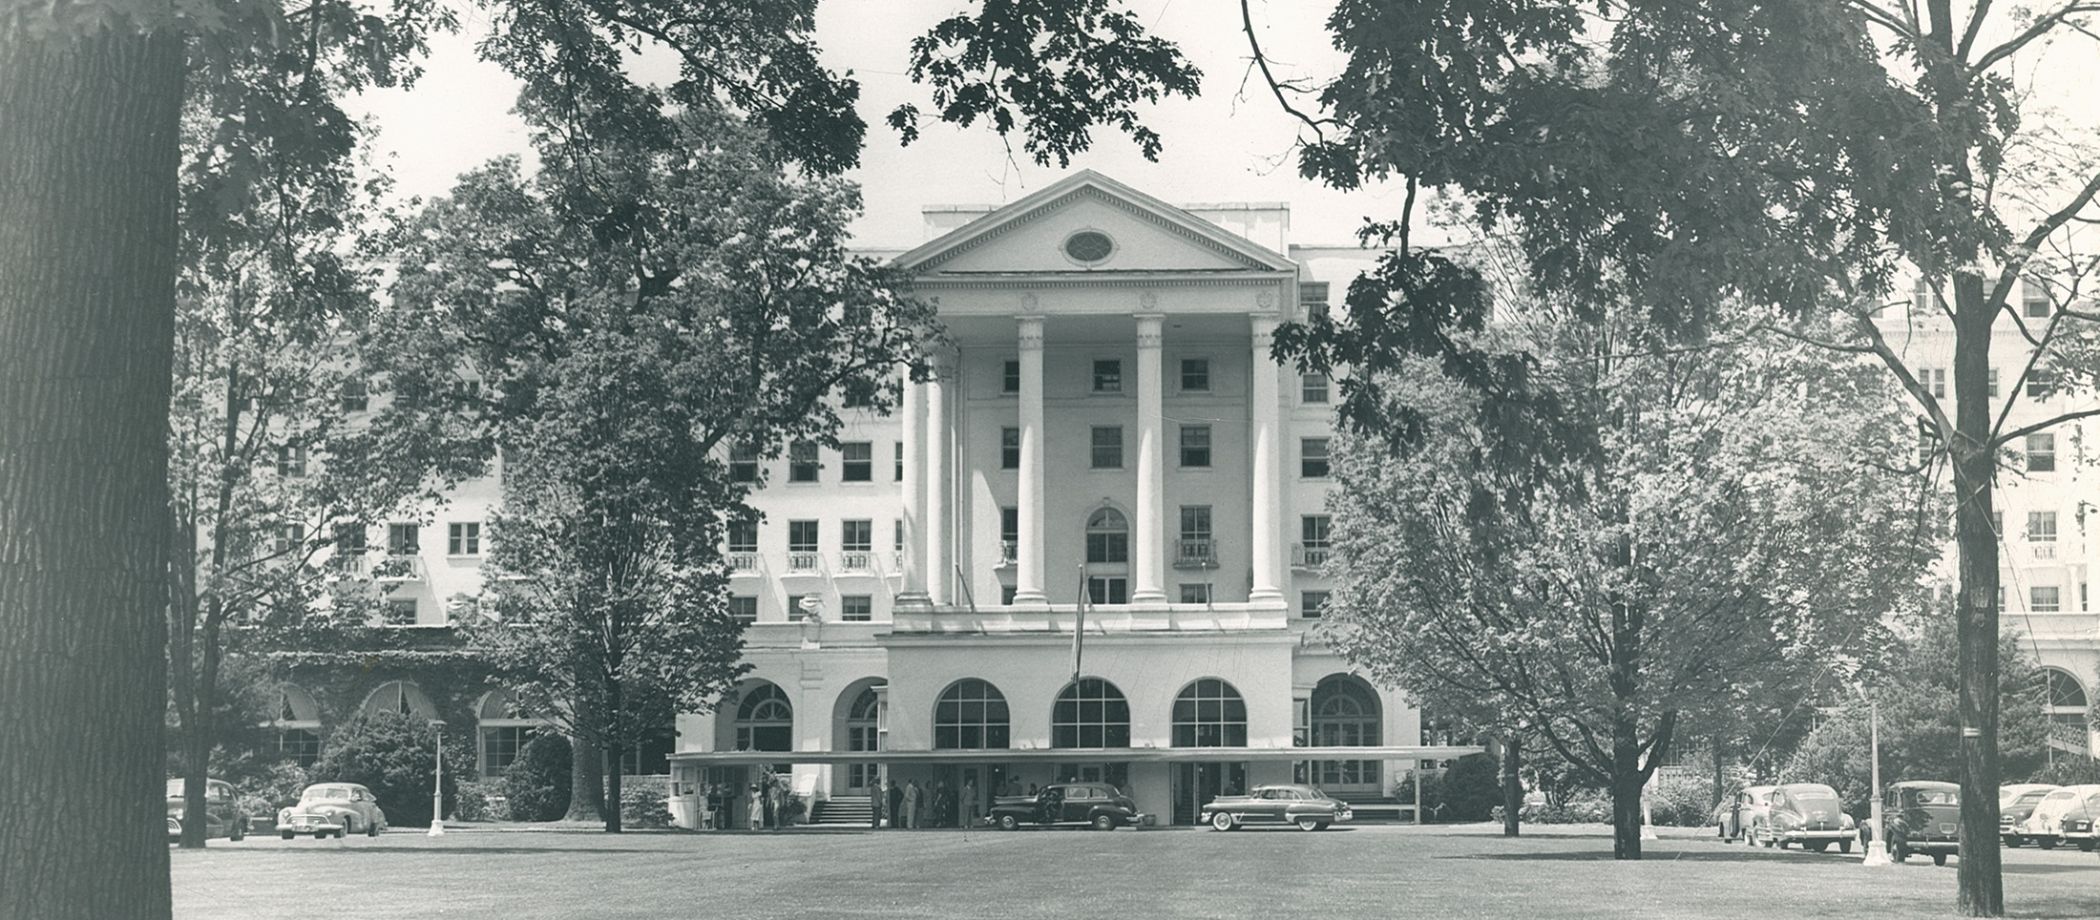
left=895, top=170, right=1296, bottom=277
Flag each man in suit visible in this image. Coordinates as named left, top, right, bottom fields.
left=904, top=780, right=922, bottom=829
left=887, top=777, right=906, bottom=829
left=962, top=779, right=980, bottom=827
left=870, top=778, right=885, bottom=830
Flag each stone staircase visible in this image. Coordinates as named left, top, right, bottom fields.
left=810, top=796, right=873, bottom=826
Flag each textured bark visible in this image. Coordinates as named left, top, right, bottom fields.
left=1950, top=267, right=2004, bottom=915
left=1500, top=734, right=1521, bottom=837
left=1610, top=717, right=1644, bottom=860
left=566, top=736, right=605, bottom=822
left=602, top=746, right=624, bottom=833
left=0, top=23, right=184, bottom=920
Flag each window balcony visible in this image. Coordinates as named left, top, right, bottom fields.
left=726, top=551, right=761, bottom=573
left=1292, top=543, right=1330, bottom=570
left=994, top=540, right=1017, bottom=568
left=1173, top=538, right=1217, bottom=568
left=328, top=554, right=368, bottom=578
left=370, top=555, right=426, bottom=582
left=837, top=551, right=874, bottom=573
left=786, top=551, right=824, bottom=574
left=890, top=551, right=907, bottom=573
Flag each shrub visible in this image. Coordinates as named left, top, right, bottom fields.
left=1436, top=754, right=1502, bottom=823
left=619, top=778, right=672, bottom=829
left=1649, top=775, right=1717, bottom=827
left=453, top=781, right=497, bottom=822
left=2027, top=756, right=2100, bottom=787
left=309, top=711, right=469, bottom=827
left=1493, top=792, right=1614, bottom=824
left=503, top=734, right=572, bottom=822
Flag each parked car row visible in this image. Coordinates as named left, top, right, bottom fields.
left=980, top=781, right=1355, bottom=833
left=2001, top=784, right=2100, bottom=851
left=1715, top=783, right=1857, bottom=853
left=1718, top=779, right=2100, bottom=867
left=165, top=778, right=387, bottom=842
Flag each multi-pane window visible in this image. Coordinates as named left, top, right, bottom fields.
left=385, top=598, right=417, bottom=626
left=1000, top=585, right=1018, bottom=606
left=1988, top=369, right=2000, bottom=399
left=1001, top=507, right=1018, bottom=562
left=894, top=519, right=905, bottom=552
left=277, top=445, right=306, bottom=477
left=1912, top=278, right=1934, bottom=314
left=272, top=523, right=304, bottom=556
left=787, top=520, right=819, bottom=553
left=1300, top=438, right=1331, bottom=478
left=727, top=520, right=758, bottom=553
left=1086, top=508, right=1129, bottom=564
left=2029, top=511, right=2058, bottom=543
left=1299, top=282, right=1330, bottom=322
left=1180, top=358, right=1210, bottom=392
left=2024, top=277, right=2052, bottom=318
left=840, top=595, right=873, bottom=622
left=1052, top=678, right=1131, bottom=748
left=1086, top=576, right=1129, bottom=605
left=2027, top=370, right=2055, bottom=399
left=2032, top=586, right=2062, bottom=613
left=1002, top=359, right=1021, bottom=394
left=1179, top=425, right=1211, bottom=467
left=2028, top=433, right=2056, bottom=472
left=1301, top=373, right=1330, bottom=404
left=1179, top=505, right=1213, bottom=566
left=339, top=377, right=369, bottom=412
left=734, top=684, right=793, bottom=752
left=1172, top=678, right=1248, bottom=747
left=448, top=522, right=481, bottom=556
left=841, top=380, right=874, bottom=408
left=730, top=445, right=760, bottom=482
left=840, top=441, right=872, bottom=482
left=1091, top=426, right=1124, bottom=469
left=841, top=519, right=873, bottom=552
left=1091, top=359, right=1122, bottom=393
left=1301, top=515, right=1332, bottom=565
left=387, top=523, right=419, bottom=556
left=728, top=596, right=758, bottom=623
left=482, top=727, right=533, bottom=776
left=933, top=679, right=1010, bottom=749
left=276, top=729, right=321, bottom=767
left=334, top=524, right=367, bottom=564
left=1179, top=583, right=1212, bottom=604
left=1301, top=590, right=1331, bottom=618
left=788, top=443, right=819, bottom=482
left=894, top=442, right=904, bottom=481
left=1001, top=427, right=1021, bottom=469
left=1924, top=368, right=1947, bottom=400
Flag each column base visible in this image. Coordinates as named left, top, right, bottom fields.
left=1130, top=589, right=1169, bottom=603
left=1248, top=588, right=1285, bottom=603
left=893, top=592, right=933, bottom=610
left=1011, top=589, right=1048, bottom=605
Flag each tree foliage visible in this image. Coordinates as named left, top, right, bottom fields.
left=1318, top=296, right=1939, bottom=858
left=308, top=710, right=471, bottom=827
left=503, top=733, right=573, bottom=822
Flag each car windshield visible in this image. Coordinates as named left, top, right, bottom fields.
left=307, top=787, right=350, bottom=802
left=1792, top=792, right=1840, bottom=808
left=2014, top=791, right=2050, bottom=808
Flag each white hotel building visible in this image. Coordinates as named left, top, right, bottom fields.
left=663, top=171, right=1476, bottom=827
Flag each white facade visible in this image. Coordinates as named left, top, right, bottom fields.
left=671, top=171, right=1422, bottom=825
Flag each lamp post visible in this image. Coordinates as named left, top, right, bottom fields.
left=428, top=720, right=446, bottom=837
left=1862, top=696, right=1889, bottom=866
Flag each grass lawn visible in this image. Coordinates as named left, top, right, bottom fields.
left=171, top=822, right=2100, bottom=919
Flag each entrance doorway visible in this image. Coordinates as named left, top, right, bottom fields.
left=1171, top=762, right=1247, bottom=825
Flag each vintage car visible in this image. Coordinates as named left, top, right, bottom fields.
left=988, top=783, right=1144, bottom=831
left=2050, top=788, right=2100, bottom=852
left=1999, top=783, right=2061, bottom=847
left=1758, top=783, right=1855, bottom=852
left=1884, top=781, right=1961, bottom=866
left=1716, top=784, right=1776, bottom=843
left=2012, top=784, right=2100, bottom=850
left=277, top=783, right=387, bottom=839
left=165, top=778, right=247, bottom=842
left=1201, top=784, right=1353, bottom=832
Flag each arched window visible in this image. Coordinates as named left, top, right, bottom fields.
left=734, top=683, right=793, bottom=751
left=1309, top=675, right=1382, bottom=788
left=273, top=685, right=322, bottom=767
left=934, top=679, right=1010, bottom=749
left=359, top=680, right=436, bottom=720
left=2045, top=669, right=2089, bottom=709
left=1172, top=678, right=1247, bottom=747
left=477, top=689, right=543, bottom=778
left=2044, top=669, right=2090, bottom=747
left=1052, top=678, right=1130, bottom=748
left=1085, top=509, right=1129, bottom=565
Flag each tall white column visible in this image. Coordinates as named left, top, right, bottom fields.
left=1014, top=316, right=1048, bottom=604
left=924, top=353, right=952, bottom=605
left=1249, top=314, right=1285, bottom=602
left=897, top=369, right=927, bottom=604
left=1132, top=313, right=1167, bottom=603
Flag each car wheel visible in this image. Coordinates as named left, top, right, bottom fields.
left=1840, top=840, right=1853, bottom=854
left=2003, top=835, right=2022, bottom=848
left=2039, top=839, right=2059, bottom=850
left=230, top=824, right=245, bottom=842
left=314, top=831, right=326, bottom=839
left=1090, top=814, right=1116, bottom=832
left=1932, top=853, right=1948, bottom=867
left=997, top=814, right=1019, bottom=831
left=1808, top=842, right=1828, bottom=853
left=1296, top=817, right=1324, bottom=832
left=367, top=821, right=380, bottom=838
left=280, top=831, right=293, bottom=840
left=2079, top=841, right=2096, bottom=853
left=1210, top=812, right=1236, bottom=832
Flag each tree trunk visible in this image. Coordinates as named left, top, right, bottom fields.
left=1710, top=736, right=1726, bottom=813
left=602, top=745, right=624, bottom=833
left=566, top=735, right=604, bottom=822
left=1500, top=733, right=1522, bottom=837
left=0, top=24, right=184, bottom=920
left=1610, top=717, right=1645, bottom=860
left=1950, top=267, right=2004, bottom=915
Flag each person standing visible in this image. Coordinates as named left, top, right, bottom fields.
left=871, top=778, right=886, bottom=830
left=887, top=777, right=906, bottom=829
left=904, top=780, right=921, bottom=829
left=962, top=779, right=980, bottom=828
left=746, top=785, right=763, bottom=831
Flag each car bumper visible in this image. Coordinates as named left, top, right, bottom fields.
left=276, top=818, right=343, bottom=834
left=1779, top=829, right=1851, bottom=844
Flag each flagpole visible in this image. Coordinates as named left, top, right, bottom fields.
left=1072, top=564, right=1087, bottom=683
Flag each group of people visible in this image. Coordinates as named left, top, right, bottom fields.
left=870, top=778, right=984, bottom=829
left=702, top=769, right=796, bottom=830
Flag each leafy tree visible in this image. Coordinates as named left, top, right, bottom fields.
left=377, top=106, right=934, bottom=831
left=1783, top=610, right=2054, bottom=818
left=1317, top=296, right=1938, bottom=859
left=503, top=733, right=573, bottom=822
left=5, top=0, right=1193, bottom=899
left=309, top=710, right=471, bottom=827
left=1237, top=0, right=2100, bottom=908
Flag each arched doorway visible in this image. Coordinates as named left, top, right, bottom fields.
left=1083, top=508, right=1130, bottom=604
left=272, top=685, right=322, bottom=767
left=735, top=682, right=794, bottom=753
left=835, top=681, right=885, bottom=794
left=2044, top=668, right=2090, bottom=751
left=1051, top=678, right=1130, bottom=787
left=476, top=689, right=544, bottom=779
left=1309, top=674, right=1383, bottom=796
left=1170, top=677, right=1248, bottom=824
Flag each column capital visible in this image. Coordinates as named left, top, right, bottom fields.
left=1251, top=312, right=1280, bottom=348
left=1017, top=314, right=1045, bottom=351
left=1134, top=313, right=1164, bottom=349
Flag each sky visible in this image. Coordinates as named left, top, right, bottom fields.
left=345, top=0, right=1409, bottom=250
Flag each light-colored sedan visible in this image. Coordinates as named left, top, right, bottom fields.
left=277, top=783, right=387, bottom=839
left=1717, top=785, right=1775, bottom=843
left=1201, top=784, right=1353, bottom=831
left=2014, top=784, right=2100, bottom=850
